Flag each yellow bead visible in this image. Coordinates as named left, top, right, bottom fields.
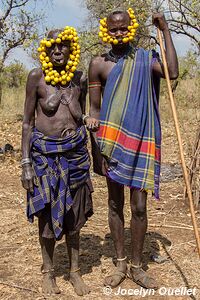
left=39, top=55, right=45, bottom=61
left=45, top=57, right=50, bottom=62
left=51, top=81, right=56, bottom=85
left=61, top=80, right=67, bottom=85
left=37, top=47, right=42, bottom=52
left=61, top=70, right=66, bottom=75
left=67, top=60, right=73, bottom=66
left=73, top=61, right=78, bottom=67
left=62, top=75, right=66, bottom=80
left=113, top=39, right=118, bottom=45
left=54, top=77, right=59, bottom=83
left=129, top=36, right=134, bottom=41
left=66, top=76, right=71, bottom=81
left=46, top=41, right=52, bottom=47
left=133, top=23, right=139, bottom=28
left=42, top=62, right=48, bottom=68
left=69, top=72, right=74, bottom=78
left=48, top=62, right=53, bottom=68
left=71, top=66, right=76, bottom=72
left=50, top=39, right=55, bottom=44
left=122, top=37, right=129, bottom=43
left=98, top=32, right=103, bottom=37
left=45, top=76, right=51, bottom=82
left=55, top=38, right=61, bottom=43
left=102, top=37, right=108, bottom=42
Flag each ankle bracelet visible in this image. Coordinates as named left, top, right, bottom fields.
left=130, top=263, right=142, bottom=269
left=117, top=256, right=127, bottom=261
left=70, top=267, right=80, bottom=273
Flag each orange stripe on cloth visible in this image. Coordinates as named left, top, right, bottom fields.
left=98, top=125, right=156, bottom=156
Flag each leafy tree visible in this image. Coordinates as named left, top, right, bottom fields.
left=2, top=61, right=28, bottom=88
left=152, top=0, right=200, bottom=52
left=0, top=0, right=51, bottom=104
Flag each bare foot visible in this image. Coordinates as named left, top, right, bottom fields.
left=130, top=266, right=158, bottom=290
left=69, top=271, right=90, bottom=296
left=104, top=260, right=127, bottom=287
left=42, top=272, right=61, bottom=295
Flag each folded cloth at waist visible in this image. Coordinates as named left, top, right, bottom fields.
left=27, top=125, right=91, bottom=239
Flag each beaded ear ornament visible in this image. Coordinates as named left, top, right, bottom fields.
left=98, top=7, right=139, bottom=45
left=37, top=26, right=80, bottom=86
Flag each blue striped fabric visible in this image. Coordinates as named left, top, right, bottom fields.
left=27, top=126, right=90, bottom=239
left=97, top=48, right=161, bottom=198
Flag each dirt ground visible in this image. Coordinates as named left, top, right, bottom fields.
left=0, top=114, right=199, bottom=300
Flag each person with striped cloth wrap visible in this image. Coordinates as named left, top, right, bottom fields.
left=86, top=9, right=178, bottom=289
left=21, top=28, right=93, bottom=296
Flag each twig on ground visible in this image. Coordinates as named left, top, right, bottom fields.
left=149, top=223, right=200, bottom=230
left=0, top=280, right=43, bottom=296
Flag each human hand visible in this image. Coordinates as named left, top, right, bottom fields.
left=84, top=116, right=100, bottom=132
left=21, top=164, right=36, bottom=193
left=152, top=12, right=168, bottom=31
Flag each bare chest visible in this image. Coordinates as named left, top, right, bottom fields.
left=37, top=84, right=81, bottom=115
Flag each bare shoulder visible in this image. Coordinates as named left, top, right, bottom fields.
left=89, top=55, right=106, bottom=69
left=27, top=67, right=43, bottom=83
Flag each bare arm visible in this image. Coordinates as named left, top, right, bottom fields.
left=85, top=57, right=102, bottom=131
left=79, top=73, right=87, bottom=114
left=21, top=68, right=41, bottom=192
left=152, top=12, right=179, bottom=80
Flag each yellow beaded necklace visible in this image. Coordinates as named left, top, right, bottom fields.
left=98, top=8, right=139, bottom=45
left=37, top=26, right=80, bottom=86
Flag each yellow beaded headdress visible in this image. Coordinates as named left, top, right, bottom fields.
left=98, top=8, right=139, bottom=45
left=37, top=26, right=80, bottom=86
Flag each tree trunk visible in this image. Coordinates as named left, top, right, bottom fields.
left=0, top=80, right=2, bottom=106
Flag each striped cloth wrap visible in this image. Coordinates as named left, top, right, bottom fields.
left=27, top=125, right=90, bottom=239
left=96, top=48, right=161, bottom=198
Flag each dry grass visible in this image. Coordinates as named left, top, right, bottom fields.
left=0, top=87, right=25, bottom=119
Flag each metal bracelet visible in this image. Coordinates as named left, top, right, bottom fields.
left=82, top=114, right=90, bottom=124
left=21, top=158, right=32, bottom=166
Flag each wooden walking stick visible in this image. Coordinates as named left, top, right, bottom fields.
left=157, top=28, right=200, bottom=258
